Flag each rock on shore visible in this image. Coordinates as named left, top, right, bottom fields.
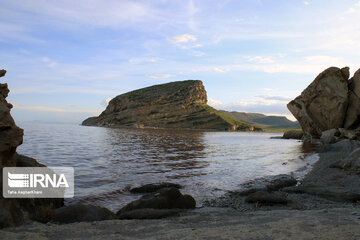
left=287, top=67, right=360, bottom=139
left=83, top=80, right=258, bottom=131
left=0, top=70, right=63, bottom=228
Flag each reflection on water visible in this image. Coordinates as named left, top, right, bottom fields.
left=17, top=122, right=318, bottom=211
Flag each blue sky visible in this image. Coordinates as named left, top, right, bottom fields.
left=1, top=0, right=360, bottom=123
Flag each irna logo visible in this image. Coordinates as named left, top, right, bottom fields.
left=3, top=167, right=74, bottom=198
left=8, top=172, right=69, bottom=188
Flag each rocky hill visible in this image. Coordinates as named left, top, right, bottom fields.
left=219, top=110, right=300, bottom=129
left=83, top=80, right=259, bottom=131
left=287, top=66, right=360, bottom=139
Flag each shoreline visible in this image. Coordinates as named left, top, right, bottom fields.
left=2, top=139, right=359, bottom=239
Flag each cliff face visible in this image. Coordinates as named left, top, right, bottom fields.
left=0, top=70, right=63, bottom=228
left=287, top=66, right=360, bottom=139
left=0, top=71, right=23, bottom=167
left=83, top=80, right=256, bottom=131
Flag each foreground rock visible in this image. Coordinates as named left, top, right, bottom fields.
left=117, top=187, right=196, bottom=219
left=231, top=174, right=297, bottom=195
left=118, top=208, right=180, bottom=219
left=287, top=67, right=354, bottom=139
left=298, top=140, right=360, bottom=201
left=0, top=70, right=63, bottom=228
left=245, top=191, right=288, bottom=205
left=83, top=80, right=258, bottom=131
left=53, top=204, right=115, bottom=223
left=282, top=130, right=303, bottom=140
left=130, top=182, right=182, bottom=193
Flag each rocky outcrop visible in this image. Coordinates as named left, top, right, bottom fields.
left=0, top=70, right=23, bottom=167
left=244, top=191, right=288, bottom=205
left=230, top=174, right=297, bottom=196
left=116, top=187, right=196, bottom=219
left=83, top=80, right=257, bottom=131
left=283, top=130, right=303, bottom=140
left=287, top=66, right=360, bottom=140
left=287, top=67, right=350, bottom=139
left=0, top=70, right=63, bottom=228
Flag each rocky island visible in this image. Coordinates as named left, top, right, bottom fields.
left=82, top=80, right=259, bottom=131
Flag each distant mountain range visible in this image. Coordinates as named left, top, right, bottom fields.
left=219, top=110, right=300, bottom=129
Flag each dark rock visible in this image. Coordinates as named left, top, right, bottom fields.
left=320, top=129, right=340, bottom=144
left=283, top=130, right=303, bottom=140
left=0, top=198, right=24, bottom=228
left=53, top=204, right=115, bottom=223
left=332, top=147, right=360, bottom=174
left=298, top=140, right=360, bottom=202
left=117, top=187, right=196, bottom=217
left=245, top=191, right=288, bottom=205
left=0, top=70, right=63, bottom=229
left=266, top=175, right=297, bottom=192
left=270, top=136, right=283, bottom=139
left=345, top=69, right=360, bottom=129
left=117, top=208, right=180, bottom=219
left=15, top=153, right=45, bottom=167
left=233, top=174, right=297, bottom=195
left=0, top=70, right=6, bottom=78
left=130, top=182, right=182, bottom=193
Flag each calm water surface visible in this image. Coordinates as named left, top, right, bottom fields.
left=17, top=122, right=318, bottom=211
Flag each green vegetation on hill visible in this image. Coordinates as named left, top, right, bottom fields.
left=202, top=105, right=254, bottom=129
left=219, top=110, right=300, bottom=130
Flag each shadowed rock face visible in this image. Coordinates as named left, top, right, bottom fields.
left=82, top=80, right=251, bottom=131
left=0, top=71, right=23, bottom=166
left=0, top=70, right=63, bottom=228
left=287, top=67, right=360, bottom=139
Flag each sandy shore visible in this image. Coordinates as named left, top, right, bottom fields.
left=1, top=207, right=359, bottom=240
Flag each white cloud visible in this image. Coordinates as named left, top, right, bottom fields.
left=129, top=57, right=163, bottom=64
left=246, top=56, right=274, bottom=64
left=168, top=34, right=197, bottom=43
left=41, top=57, right=57, bottom=68
left=148, top=73, right=174, bottom=79
left=100, top=98, right=112, bottom=107
left=13, top=104, right=100, bottom=114
left=207, top=98, right=223, bottom=107
left=303, top=1, right=310, bottom=5
left=213, top=67, right=228, bottom=73
left=305, top=55, right=340, bottom=64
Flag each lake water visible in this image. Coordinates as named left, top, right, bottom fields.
left=16, top=122, right=318, bottom=211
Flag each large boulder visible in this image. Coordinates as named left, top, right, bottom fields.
left=287, top=67, right=349, bottom=138
left=283, top=130, right=303, bottom=140
left=345, top=69, right=360, bottom=129
left=116, top=187, right=196, bottom=218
